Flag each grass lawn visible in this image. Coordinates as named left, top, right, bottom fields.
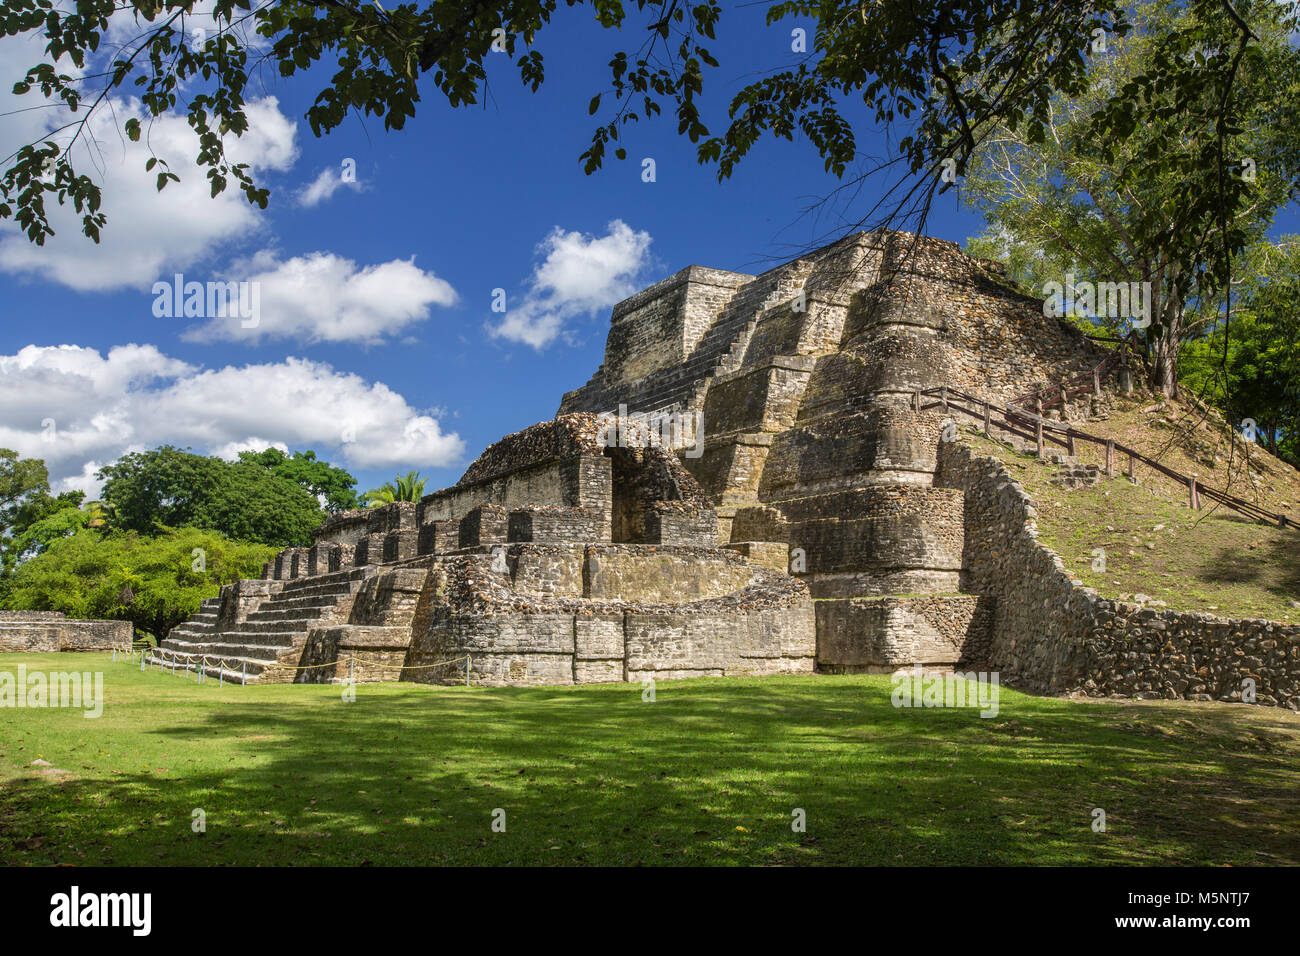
left=3, top=653, right=1299, bottom=866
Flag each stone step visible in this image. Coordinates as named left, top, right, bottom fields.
left=218, top=622, right=315, bottom=641
left=246, top=600, right=339, bottom=620
left=160, top=637, right=290, bottom=662
left=269, top=580, right=358, bottom=601
left=281, top=566, right=370, bottom=588
left=167, top=624, right=217, bottom=641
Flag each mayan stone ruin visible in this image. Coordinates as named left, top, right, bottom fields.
left=156, top=231, right=1300, bottom=707
left=0, top=610, right=131, bottom=653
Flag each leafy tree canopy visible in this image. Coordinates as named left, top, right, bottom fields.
left=962, top=0, right=1300, bottom=396
left=1179, top=237, right=1300, bottom=466
left=98, top=445, right=325, bottom=546
left=1, top=525, right=276, bottom=638
left=237, top=447, right=359, bottom=513
left=0, top=448, right=88, bottom=579
left=0, top=446, right=53, bottom=533
left=363, top=470, right=427, bottom=506
left=4, top=0, right=1276, bottom=256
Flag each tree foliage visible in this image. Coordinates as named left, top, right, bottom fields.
left=0, top=448, right=88, bottom=581
left=236, top=447, right=359, bottom=513
left=3, top=0, right=1264, bottom=248
left=98, top=445, right=324, bottom=546
left=962, top=0, right=1300, bottom=396
left=1179, top=238, right=1300, bottom=466
left=1, top=525, right=276, bottom=638
left=363, top=470, right=427, bottom=506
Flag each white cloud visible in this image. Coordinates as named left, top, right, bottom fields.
left=212, top=438, right=289, bottom=461
left=489, top=220, right=653, bottom=349
left=0, top=345, right=464, bottom=494
left=0, top=34, right=298, bottom=291
left=179, top=249, right=457, bottom=345
left=296, top=165, right=362, bottom=207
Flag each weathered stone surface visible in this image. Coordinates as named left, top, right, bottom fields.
left=937, top=442, right=1300, bottom=710
left=153, top=229, right=1293, bottom=703
left=0, top=612, right=131, bottom=653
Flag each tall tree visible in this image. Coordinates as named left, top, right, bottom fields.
left=237, top=447, right=359, bottom=513
left=1180, top=238, right=1300, bottom=465
left=98, top=446, right=325, bottom=546
left=962, top=0, right=1300, bottom=396
left=363, top=471, right=427, bottom=507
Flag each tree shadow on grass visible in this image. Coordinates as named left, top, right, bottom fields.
left=2, top=677, right=1299, bottom=866
left=1201, top=541, right=1264, bottom=585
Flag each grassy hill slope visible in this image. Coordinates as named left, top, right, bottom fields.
left=961, top=391, right=1300, bottom=622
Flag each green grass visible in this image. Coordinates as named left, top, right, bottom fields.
left=965, top=430, right=1300, bottom=622
left=3, top=653, right=1300, bottom=866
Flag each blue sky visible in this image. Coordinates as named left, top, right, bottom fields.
left=0, top=5, right=1287, bottom=502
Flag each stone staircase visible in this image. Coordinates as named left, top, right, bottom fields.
left=1048, top=453, right=1103, bottom=489
left=152, top=568, right=371, bottom=684
left=565, top=260, right=813, bottom=418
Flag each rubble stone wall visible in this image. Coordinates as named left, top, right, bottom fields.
left=938, top=441, right=1300, bottom=709
left=0, top=611, right=131, bottom=652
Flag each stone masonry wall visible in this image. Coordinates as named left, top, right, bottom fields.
left=0, top=612, right=132, bottom=652
left=938, top=441, right=1300, bottom=709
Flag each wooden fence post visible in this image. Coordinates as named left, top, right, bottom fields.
left=1093, top=368, right=1102, bottom=398
left=1127, top=453, right=1136, bottom=481
left=1035, top=398, right=1045, bottom=458
left=1189, top=477, right=1200, bottom=510
left=913, top=389, right=921, bottom=412
left=983, top=401, right=991, bottom=437
left=1105, top=439, right=1115, bottom=477
left=1066, top=430, right=1075, bottom=456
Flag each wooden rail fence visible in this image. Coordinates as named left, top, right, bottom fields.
left=912, top=346, right=1292, bottom=529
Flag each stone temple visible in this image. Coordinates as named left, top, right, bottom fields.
left=157, top=231, right=1300, bottom=708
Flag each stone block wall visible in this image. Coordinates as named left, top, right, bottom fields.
left=418, top=518, right=461, bottom=556
left=815, top=594, right=996, bottom=672
left=459, top=504, right=508, bottom=547
left=508, top=545, right=586, bottom=598
left=582, top=546, right=754, bottom=603
left=643, top=502, right=719, bottom=547
left=0, top=611, right=131, bottom=652
left=507, top=506, right=605, bottom=544
left=938, top=441, right=1300, bottom=709
left=406, top=591, right=815, bottom=687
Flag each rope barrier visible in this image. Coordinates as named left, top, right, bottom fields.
left=143, top=647, right=473, bottom=682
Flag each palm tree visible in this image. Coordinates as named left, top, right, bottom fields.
left=362, top=471, right=427, bottom=507
left=82, top=499, right=113, bottom=529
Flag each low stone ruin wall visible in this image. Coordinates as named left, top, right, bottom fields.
left=0, top=611, right=132, bottom=653
left=408, top=599, right=816, bottom=686
left=403, top=552, right=816, bottom=686
left=938, top=441, right=1300, bottom=709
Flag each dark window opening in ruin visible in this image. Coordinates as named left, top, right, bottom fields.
left=607, top=448, right=647, bottom=544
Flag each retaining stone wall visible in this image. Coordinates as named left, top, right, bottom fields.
left=938, top=441, right=1300, bottom=709
left=0, top=612, right=131, bottom=652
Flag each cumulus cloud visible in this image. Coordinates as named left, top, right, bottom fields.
left=296, top=165, right=363, bottom=207
left=0, top=344, right=464, bottom=495
left=489, top=220, right=653, bottom=349
left=0, top=32, right=297, bottom=291
left=212, top=437, right=289, bottom=461
left=178, top=249, right=457, bottom=345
